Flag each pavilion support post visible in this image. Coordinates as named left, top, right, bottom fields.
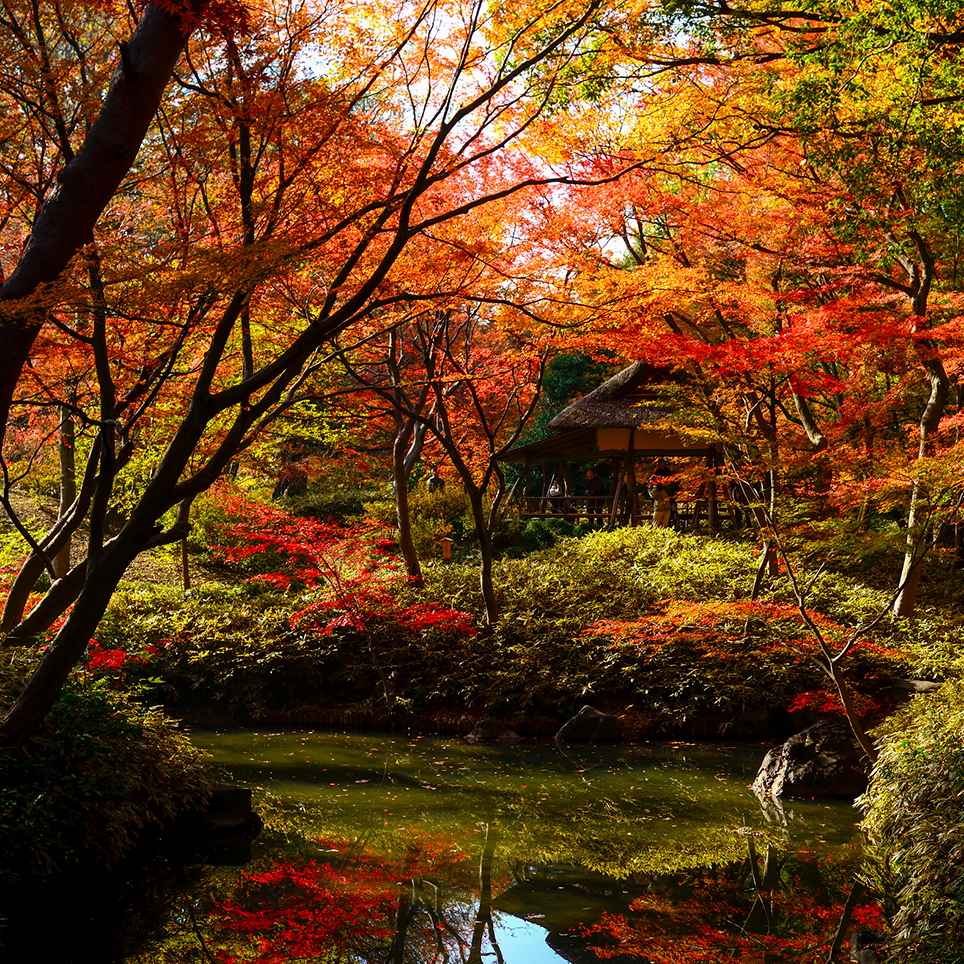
left=608, top=459, right=624, bottom=529
left=626, top=435, right=637, bottom=525
left=563, top=462, right=574, bottom=519
left=693, top=484, right=704, bottom=530
left=707, top=452, right=719, bottom=533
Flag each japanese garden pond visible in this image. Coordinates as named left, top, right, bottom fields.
left=20, top=731, right=886, bottom=962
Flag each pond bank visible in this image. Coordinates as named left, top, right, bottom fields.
left=170, top=697, right=880, bottom=748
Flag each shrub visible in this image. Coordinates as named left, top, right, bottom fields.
left=291, top=488, right=379, bottom=522
left=97, top=523, right=912, bottom=729
left=0, top=655, right=211, bottom=878
left=365, top=487, right=476, bottom=557
left=96, top=582, right=321, bottom=714
left=495, top=516, right=577, bottom=556
left=859, top=679, right=964, bottom=960
left=417, top=528, right=908, bottom=722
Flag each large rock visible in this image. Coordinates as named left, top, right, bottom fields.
left=891, top=677, right=941, bottom=706
left=851, top=930, right=887, bottom=964
left=752, top=720, right=867, bottom=799
left=465, top=719, right=520, bottom=743
left=555, top=706, right=620, bottom=743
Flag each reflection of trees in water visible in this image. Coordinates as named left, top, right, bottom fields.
left=572, top=842, right=884, bottom=963
left=384, top=824, right=503, bottom=964
left=134, top=833, right=884, bottom=964
left=137, top=828, right=496, bottom=963
left=466, top=825, right=503, bottom=964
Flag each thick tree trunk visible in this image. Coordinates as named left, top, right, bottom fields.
left=393, top=435, right=423, bottom=585
left=0, top=1, right=204, bottom=446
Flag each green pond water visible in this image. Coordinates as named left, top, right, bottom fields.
left=117, top=730, right=881, bottom=964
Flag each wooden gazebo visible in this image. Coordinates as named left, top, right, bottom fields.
left=502, top=362, right=720, bottom=528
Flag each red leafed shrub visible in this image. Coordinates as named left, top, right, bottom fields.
left=211, top=490, right=385, bottom=592
left=88, top=647, right=128, bottom=672
left=293, top=589, right=475, bottom=638
left=788, top=688, right=883, bottom=718
left=85, top=641, right=159, bottom=675
left=212, top=489, right=476, bottom=640
left=582, top=598, right=897, bottom=722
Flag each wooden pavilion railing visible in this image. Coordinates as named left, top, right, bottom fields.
left=517, top=494, right=704, bottom=529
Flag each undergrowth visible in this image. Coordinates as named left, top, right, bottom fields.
left=90, top=523, right=921, bottom=731
left=0, top=653, right=210, bottom=879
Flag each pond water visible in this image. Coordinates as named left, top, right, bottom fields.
left=2, top=730, right=882, bottom=962
left=119, top=730, right=881, bottom=964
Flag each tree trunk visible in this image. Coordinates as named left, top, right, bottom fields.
left=52, top=406, right=77, bottom=580
left=0, top=1, right=205, bottom=447
left=468, top=489, right=498, bottom=625
left=825, top=656, right=877, bottom=764
left=0, top=537, right=140, bottom=746
left=894, top=355, right=948, bottom=616
left=2, top=440, right=100, bottom=635
left=895, top=529, right=924, bottom=618
left=893, top=231, right=945, bottom=617
left=181, top=537, right=191, bottom=591
left=393, top=434, right=423, bottom=585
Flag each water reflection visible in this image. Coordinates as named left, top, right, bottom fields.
left=123, top=731, right=878, bottom=963
left=131, top=830, right=881, bottom=963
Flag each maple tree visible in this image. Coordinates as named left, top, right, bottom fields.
left=328, top=185, right=554, bottom=587
left=0, top=0, right=227, bottom=440
left=558, top=0, right=964, bottom=615
left=337, top=297, right=555, bottom=622
left=0, top=0, right=667, bottom=744
left=2, top=0, right=962, bottom=746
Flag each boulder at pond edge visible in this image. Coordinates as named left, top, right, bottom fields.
left=752, top=720, right=868, bottom=799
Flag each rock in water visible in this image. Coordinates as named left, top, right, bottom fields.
left=465, top=719, right=520, bottom=743
left=752, top=720, right=868, bottom=799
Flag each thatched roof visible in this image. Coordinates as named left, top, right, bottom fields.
left=548, top=361, right=680, bottom=431
left=501, top=362, right=714, bottom=464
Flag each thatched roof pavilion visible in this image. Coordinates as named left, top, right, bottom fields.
left=503, top=361, right=715, bottom=463
left=502, top=362, right=719, bottom=528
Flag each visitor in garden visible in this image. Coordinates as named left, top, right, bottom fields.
left=648, top=475, right=672, bottom=527
left=428, top=466, right=445, bottom=492
left=585, top=469, right=604, bottom=524
left=653, top=458, right=680, bottom=528
left=548, top=477, right=563, bottom=513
